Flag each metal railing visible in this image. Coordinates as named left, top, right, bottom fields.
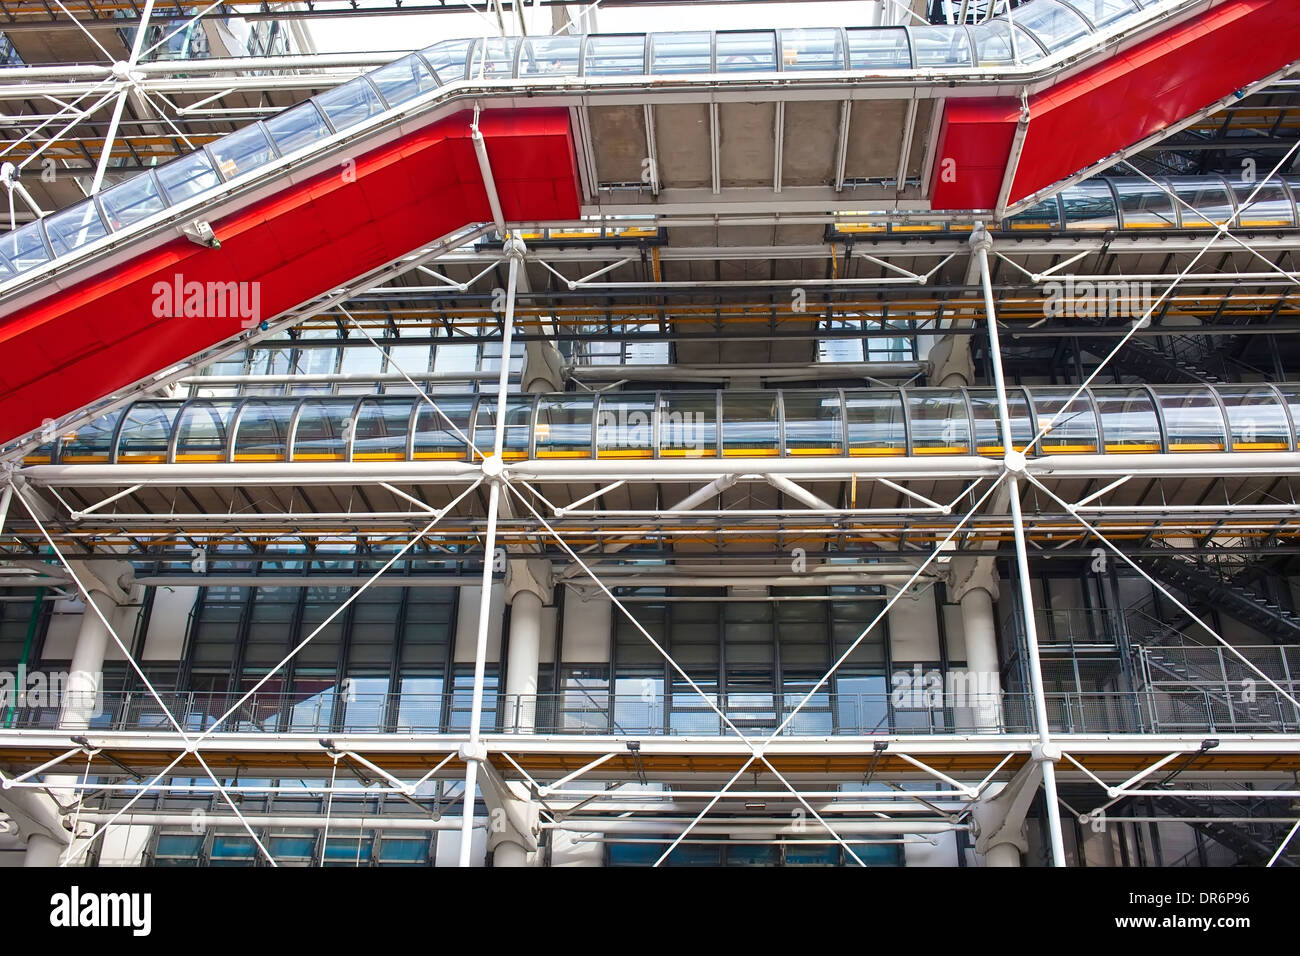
left=7, top=688, right=1299, bottom=737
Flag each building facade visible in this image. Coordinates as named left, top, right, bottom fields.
left=1, top=0, right=1299, bottom=868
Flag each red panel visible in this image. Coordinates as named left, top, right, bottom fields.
left=929, top=0, right=1300, bottom=211
left=0, top=108, right=580, bottom=443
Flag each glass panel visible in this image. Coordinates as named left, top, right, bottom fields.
left=1068, top=0, right=1140, bottom=28
left=659, top=392, right=717, bottom=457
left=263, top=101, right=332, bottom=155
left=0, top=221, right=51, bottom=273
left=1005, top=196, right=1061, bottom=230
left=155, top=150, right=221, bottom=203
left=910, top=26, right=973, bottom=67
left=971, top=20, right=1047, bottom=65
left=232, top=401, right=295, bottom=461
left=1061, top=180, right=1118, bottom=230
left=1093, top=387, right=1162, bottom=452
left=781, top=390, right=843, bottom=456
left=1154, top=386, right=1227, bottom=452
left=468, top=37, right=520, bottom=78
left=535, top=395, right=594, bottom=458
left=99, top=173, right=166, bottom=230
left=412, top=398, right=475, bottom=459
left=721, top=391, right=780, bottom=456
left=518, top=35, right=582, bottom=76
left=472, top=397, right=532, bottom=459
left=314, top=78, right=384, bottom=130
left=1163, top=176, right=1234, bottom=229
left=907, top=389, right=971, bottom=455
left=174, top=400, right=239, bottom=460
left=651, top=32, right=712, bottom=74
left=59, top=409, right=123, bottom=462
left=846, top=27, right=910, bottom=69
left=1015, top=0, right=1092, bottom=50
left=968, top=388, right=1033, bottom=454
left=43, top=200, right=108, bottom=256
left=1275, top=386, right=1300, bottom=450
left=1112, top=178, right=1177, bottom=229
left=367, top=53, right=437, bottom=106
left=1028, top=388, right=1098, bottom=453
left=716, top=30, right=776, bottom=72
left=584, top=34, right=647, bottom=76
left=208, top=123, right=276, bottom=180
left=843, top=391, right=906, bottom=456
left=352, top=398, right=411, bottom=459
left=421, top=38, right=473, bottom=82
left=117, top=402, right=180, bottom=461
left=397, top=676, right=444, bottom=731
left=1216, top=385, right=1290, bottom=451
left=1230, top=178, right=1296, bottom=228
left=780, top=28, right=845, bottom=70
left=292, top=398, right=355, bottom=461
left=596, top=393, right=654, bottom=458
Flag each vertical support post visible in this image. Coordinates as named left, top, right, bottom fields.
left=971, top=223, right=1068, bottom=868
left=959, top=585, right=1002, bottom=731
left=458, top=236, right=525, bottom=867
left=91, top=0, right=157, bottom=196
left=24, top=832, right=63, bottom=867
left=504, top=580, right=545, bottom=734
left=60, top=589, right=114, bottom=731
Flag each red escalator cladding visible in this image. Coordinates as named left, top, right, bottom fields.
left=0, top=108, right=580, bottom=444
left=929, top=0, right=1300, bottom=211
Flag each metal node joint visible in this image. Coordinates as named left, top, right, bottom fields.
left=503, top=234, right=527, bottom=261
left=480, top=453, right=506, bottom=484
left=1031, top=742, right=1062, bottom=764
left=181, top=220, right=220, bottom=250
left=459, top=741, right=489, bottom=764
left=968, top=223, right=993, bottom=254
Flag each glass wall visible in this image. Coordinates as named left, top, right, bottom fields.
left=34, top=383, right=1300, bottom=466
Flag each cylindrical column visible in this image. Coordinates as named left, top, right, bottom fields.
left=504, top=590, right=543, bottom=734
left=959, top=586, right=1003, bottom=732
left=59, top=589, right=114, bottom=731
left=494, top=842, right=529, bottom=867
left=24, top=832, right=63, bottom=867
left=984, top=842, right=1021, bottom=868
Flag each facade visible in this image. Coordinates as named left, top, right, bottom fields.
left=0, top=0, right=1299, bottom=868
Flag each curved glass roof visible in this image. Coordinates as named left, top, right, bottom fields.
left=26, top=383, right=1300, bottom=465
left=0, top=0, right=1184, bottom=282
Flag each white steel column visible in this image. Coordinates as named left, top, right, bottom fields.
left=458, top=235, right=526, bottom=867
left=984, top=844, right=1021, bottom=867
left=971, top=224, right=1068, bottom=868
left=59, top=589, right=114, bottom=731
left=23, top=832, right=63, bottom=867
left=503, top=570, right=546, bottom=734
left=959, top=585, right=1003, bottom=733
left=499, top=554, right=546, bottom=733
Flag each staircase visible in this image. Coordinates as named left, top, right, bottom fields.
left=1134, top=544, right=1300, bottom=642
left=1077, top=317, right=1265, bottom=386
left=1152, top=792, right=1298, bottom=867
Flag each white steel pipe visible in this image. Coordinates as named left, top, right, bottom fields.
left=973, top=224, right=1067, bottom=868
left=459, top=246, right=522, bottom=865
left=79, top=812, right=483, bottom=831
